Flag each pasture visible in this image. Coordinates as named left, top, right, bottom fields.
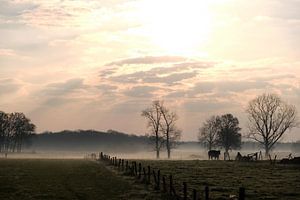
left=136, top=159, right=300, bottom=199
left=1, top=158, right=300, bottom=200
left=0, top=159, right=158, bottom=200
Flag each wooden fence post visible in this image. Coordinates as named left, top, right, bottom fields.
left=138, top=163, right=142, bottom=179
left=169, top=175, right=173, bottom=196
left=162, top=176, right=167, bottom=192
left=126, top=161, right=128, bottom=171
left=153, top=170, right=157, bottom=189
left=183, top=182, right=187, bottom=200
left=143, top=167, right=146, bottom=183
left=205, top=186, right=209, bottom=200
left=147, top=166, right=151, bottom=184
left=193, top=189, right=197, bottom=200
left=128, top=166, right=131, bottom=175
left=131, top=162, right=134, bottom=175
left=239, top=187, right=245, bottom=200
left=134, top=162, right=137, bottom=176
left=122, top=159, right=124, bottom=171
left=157, top=170, right=160, bottom=190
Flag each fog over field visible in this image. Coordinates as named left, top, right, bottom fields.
left=2, top=139, right=299, bottom=160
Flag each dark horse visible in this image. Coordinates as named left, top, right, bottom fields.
left=208, top=150, right=220, bottom=160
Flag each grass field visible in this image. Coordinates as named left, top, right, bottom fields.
left=135, top=160, right=300, bottom=199
left=2, top=158, right=299, bottom=200
left=0, top=159, right=159, bottom=200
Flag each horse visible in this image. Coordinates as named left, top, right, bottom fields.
left=208, top=150, right=220, bottom=160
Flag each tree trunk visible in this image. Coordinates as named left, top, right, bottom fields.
left=208, top=142, right=212, bottom=151
left=155, top=133, right=160, bottom=159
left=166, top=131, right=170, bottom=159
left=224, top=148, right=229, bottom=160
left=156, top=149, right=160, bottom=159
left=265, top=144, right=269, bottom=158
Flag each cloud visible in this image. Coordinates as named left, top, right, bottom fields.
left=0, top=78, right=21, bottom=96
left=0, top=1, right=37, bottom=17
left=173, top=61, right=215, bottom=69
left=124, top=85, right=160, bottom=98
left=184, top=99, right=237, bottom=113
left=15, top=0, right=138, bottom=30
left=97, top=84, right=118, bottom=92
left=270, top=0, right=300, bottom=20
left=0, top=49, right=17, bottom=56
left=105, top=55, right=187, bottom=66
left=144, top=72, right=196, bottom=85
left=110, top=99, right=149, bottom=114
left=215, top=80, right=271, bottom=93
left=101, top=58, right=215, bottom=87
left=41, top=78, right=87, bottom=97
left=249, top=74, right=297, bottom=82
left=109, top=71, right=197, bottom=85
left=166, top=80, right=272, bottom=98
left=30, top=78, right=94, bottom=110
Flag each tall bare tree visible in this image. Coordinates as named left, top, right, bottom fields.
left=159, top=105, right=181, bottom=159
left=246, top=93, right=298, bottom=156
left=141, top=100, right=164, bottom=159
left=198, top=116, right=220, bottom=151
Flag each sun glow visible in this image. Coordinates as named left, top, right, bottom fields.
left=135, top=0, right=214, bottom=56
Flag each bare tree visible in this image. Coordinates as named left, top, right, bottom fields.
left=198, top=116, right=220, bottom=151
left=142, top=101, right=182, bottom=159
left=246, top=93, right=298, bottom=156
left=141, top=100, right=164, bottom=159
left=159, top=104, right=181, bottom=159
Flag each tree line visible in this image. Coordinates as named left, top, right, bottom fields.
left=143, top=93, right=298, bottom=159
left=30, top=129, right=151, bottom=152
left=0, top=111, right=36, bottom=153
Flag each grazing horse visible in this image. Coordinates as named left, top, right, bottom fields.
left=208, top=150, right=220, bottom=160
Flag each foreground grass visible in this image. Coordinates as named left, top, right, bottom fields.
left=137, top=160, right=300, bottom=200
left=0, top=159, right=149, bottom=200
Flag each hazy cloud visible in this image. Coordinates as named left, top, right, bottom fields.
left=106, top=56, right=187, bottom=66
left=41, top=78, right=87, bottom=96
left=102, top=59, right=214, bottom=86
left=97, top=84, right=118, bottom=92
left=109, top=71, right=197, bottom=85
left=124, top=85, right=159, bottom=98
left=0, top=78, right=21, bottom=96
left=0, top=1, right=37, bottom=17
left=184, top=99, right=237, bottom=113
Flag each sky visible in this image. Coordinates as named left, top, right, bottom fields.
left=0, top=0, right=299, bottom=141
